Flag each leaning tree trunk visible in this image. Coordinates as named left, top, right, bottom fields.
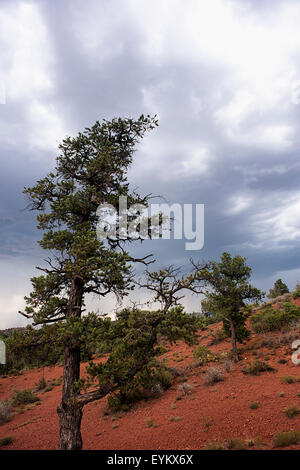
left=229, top=318, right=239, bottom=362
left=57, top=277, right=84, bottom=450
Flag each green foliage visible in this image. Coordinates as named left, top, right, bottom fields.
left=11, top=389, right=40, bottom=407
left=281, top=375, right=300, bottom=384
left=249, top=401, right=259, bottom=409
left=197, top=253, right=264, bottom=357
left=285, top=405, right=300, bottom=419
left=22, top=115, right=158, bottom=327
left=205, top=442, right=225, bottom=450
left=20, top=115, right=209, bottom=448
left=192, top=313, right=218, bottom=330
left=86, top=306, right=198, bottom=411
left=292, top=282, right=300, bottom=299
left=209, top=329, right=227, bottom=345
left=242, top=361, right=275, bottom=376
left=192, top=345, right=217, bottom=364
left=251, top=302, right=300, bottom=333
left=273, top=430, right=300, bottom=448
left=0, top=436, right=13, bottom=447
left=268, top=279, right=289, bottom=299
left=1, top=313, right=111, bottom=375
left=35, top=377, right=47, bottom=391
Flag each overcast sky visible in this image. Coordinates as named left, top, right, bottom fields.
left=1, top=0, right=300, bottom=328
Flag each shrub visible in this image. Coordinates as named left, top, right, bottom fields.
left=107, top=363, right=173, bottom=412
left=249, top=401, right=259, bottom=410
left=205, top=442, right=225, bottom=450
left=35, top=377, right=47, bottom=390
left=225, top=438, right=246, bottom=450
left=206, top=438, right=250, bottom=450
left=0, top=400, right=12, bottom=425
left=210, top=329, right=226, bottom=345
left=246, top=437, right=265, bottom=449
left=203, top=367, right=224, bottom=386
left=242, top=361, right=275, bottom=376
left=281, top=376, right=300, bottom=384
left=178, top=383, right=193, bottom=396
left=285, top=405, right=300, bottom=419
left=292, top=283, right=300, bottom=299
left=223, top=360, right=233, bottom=372
left=251, top=302, right=300, bottom=333
left=169, top=416, right=183, bottom=422
left=11, top=389, right=40, bottom=407
left=0, top=435, right=13, bottom=447
left=192, top=346, right=217, bottom=365
left=278, top=358, right=287, bottom=364
left=273, top=430, right=300, bottom=448
left=147, top=383, right=164, bottom=398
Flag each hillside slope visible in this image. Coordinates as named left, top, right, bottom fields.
left=1, top=309, right=300, bottom=450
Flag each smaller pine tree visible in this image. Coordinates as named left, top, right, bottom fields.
left=268, top=279, right=289, bottom=299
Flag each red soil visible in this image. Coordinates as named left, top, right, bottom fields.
left=1, top=322, right=300, bottom=450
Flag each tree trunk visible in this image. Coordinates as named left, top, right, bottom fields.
left=229, top=318, right=239, bottom=362
left=57, top=277, right=84, bottom=450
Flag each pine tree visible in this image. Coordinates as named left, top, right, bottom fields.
left=194, top=252, right=264, bottom=361
left=268, top=279, right=289, bottom=299
left=19, top=115, right=159, bottom=449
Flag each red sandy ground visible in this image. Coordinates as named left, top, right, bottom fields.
left=1, top=303, right=300, bottom=450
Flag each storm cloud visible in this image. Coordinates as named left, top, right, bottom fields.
left=1, top=0, right=300, bottom=327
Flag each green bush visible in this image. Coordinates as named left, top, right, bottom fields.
left=251, top=302, right=300, bottom=333
left=0, top=313, right=110, bottom=375
left=285, top=405, right=300, bottom=419
left=205, top=442, right=225, bottom=450
left=11, top=389, right=40, bottom=406
left=292, top=283, right=300, bottom=299
left=192, top=345, right=217, bottom=365
left=242, top=361, right=275, bottom=376
left=249, top=401, right=259, bottom=409
left=0, top=436, right=13, bottom=447
left=107, top=363, right=174, bottom=412
left=273, top=430, right=300, bottom=448
left=35, top=377, right=47, bottom=390
left=281, top=375, right=300, bottom=384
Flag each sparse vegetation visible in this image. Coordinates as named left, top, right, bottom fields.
left=178, top=383, right=193, bottom=396
left=273, top=430, right=300, bottom=448
left=11, top=389, right=40, bottom=407
left=0, top=400, right=12, bottom=425
left=35, top=376, right=47, bottom=390
left=0, top=435, right=13, bottom=447
left=242, top=361, right=275, bottom=376
left=251, top=302, right=300, bottom=333
left=249, top=401, right=259, bottom=410
left=281, top=375, right=300, bottom=384
left=169, top=416, right=183, bottom=422
left=284, top=405, right=300, bottom=419
left=203, top=367, right=225, bottom=386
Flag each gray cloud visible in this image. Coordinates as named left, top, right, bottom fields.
left=1, top=0, right=300, bottom=327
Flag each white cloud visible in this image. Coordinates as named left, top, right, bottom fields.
left=226, top=194, right=253, bottom=215
left=0, top=2, right=53, bottom=101
left=0, top=2, right=66, bottom=153
left=251, top=192, right=300, bottom=248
